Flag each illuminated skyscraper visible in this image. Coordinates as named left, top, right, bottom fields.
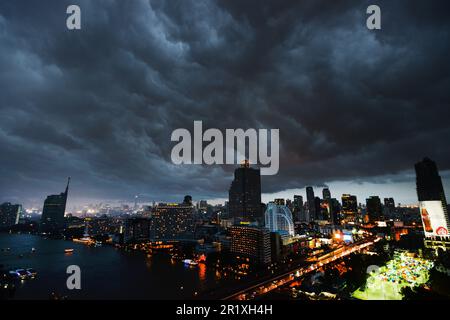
left=415, top=158, right=450, bottom=249
left=229, top=225, right=271, bottom=265
left=40, top=178, right=70, bottom=234
left=329, top=198, right=341, bottom=225
left=341, top=194, right=357, bottom=223
left=228, top=161, right=262, bottom=222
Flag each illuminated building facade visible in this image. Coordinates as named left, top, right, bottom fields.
left=87, top=216, right=122, bottom=236
left=415, top=158, right=450, bottom=250
left=264, top=203, right=295, bottom=237
left=229, top=225, right=271, bottom=265
left=151, top=203, right=196, bottom=240
left=40, top=178, right=70, bottom=234
left=341, top=194, right=357, bottom=223
left=228, top=161, right=262, bottom=223
left=0, top=202, right=21, bottom=228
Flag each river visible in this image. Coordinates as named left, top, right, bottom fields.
left=0, top=233, right=227, bottom=299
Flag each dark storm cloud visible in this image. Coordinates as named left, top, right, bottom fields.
left=0, top=0, right=449, bottom=206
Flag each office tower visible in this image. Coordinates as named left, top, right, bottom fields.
left=0, top=203, right=21, bottom=228
left=293, top=195, right=304, bottom=221
left=383, top=197, right=396, bottom=218
left=40, top=178, right=70, bottom=234
left=198, top=200, right=208, bottom=210
left=229, top=225, right=271, bottom=265
left=366, top=196, right=383, bottom=223
left=341, top=194, right=357, bottom=223
left=228, top=161, right=262, bottom=222
left=415, top=158, right=450, bottom=249
left=384, top=197, right=395, bottom=210
left=151, top=203, right=196, bottom=240
left=306, top=186, right=315, bottom=221
left=124, top=217, right=151, bottom=243
left=322, top=188, right=331, bottom=200
left=293, top=195, right=303, bottom=212
left=416, top=158, right=448, bottom=204
left=318, top=199, right=329, bottom=221
left=264, top=203, right=295, bottom=237
left=183, top=195, right=193, bottom=206
left=329, top=198, right=341, bottom=225
left=314, top=197, right=322, bottom=220
left=285, top=199, right=293, bottom=211
left=274, top=198, right=285, bottom=206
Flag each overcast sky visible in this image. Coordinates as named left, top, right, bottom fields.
left=1, top=0, right=450, bottom=210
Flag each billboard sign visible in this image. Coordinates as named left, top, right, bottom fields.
left=419, top=201, right=449, bottom=237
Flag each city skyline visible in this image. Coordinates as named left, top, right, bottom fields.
left=10, top=165, right=450, bottom=212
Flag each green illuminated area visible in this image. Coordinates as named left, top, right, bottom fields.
left=353, top=251, right=434, bottom=300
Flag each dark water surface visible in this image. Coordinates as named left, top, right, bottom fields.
left=0, top=233, right=227, bottom=299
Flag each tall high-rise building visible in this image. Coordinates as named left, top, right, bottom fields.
left=329, top=198, right=341, bottom=225
left=416, top=158, right=448, bottom=204
left=314, top=197, right=322, bottom=220
left=384, top=197, right=395, bottom=209
left=274, top=198, right=285, bottom=206
left=341, top=194, right=357, bottom=223
left=228, top=161, right=262, bottom=222
left=306, top=186, right=315, bottom=221
left=40, top=178, right=70, bottom=234
left=384, top=197, right=396, bottom=218
left=198, top=200, right=208, bottom=210
left=293, top=195, right=304, bottom=221
left=229, top=225, right=271, bottom=265
left=0, top=203, right=21, bottom=228
left=321, top=188, right=332, bottom=221
left=366, top=196, right=383, bottom=223
left=415, top=158, right=450, bottom=249
left=322, top=188, right=331, bottom=200
left=183, top=195, right=193, bottom=206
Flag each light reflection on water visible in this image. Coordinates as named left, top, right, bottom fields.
left=0, top=233, right=231, bottom=299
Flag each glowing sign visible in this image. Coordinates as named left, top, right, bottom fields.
left=343, top=234, right=352, bottom=242
left=419, top=201, right=449, bottom=237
